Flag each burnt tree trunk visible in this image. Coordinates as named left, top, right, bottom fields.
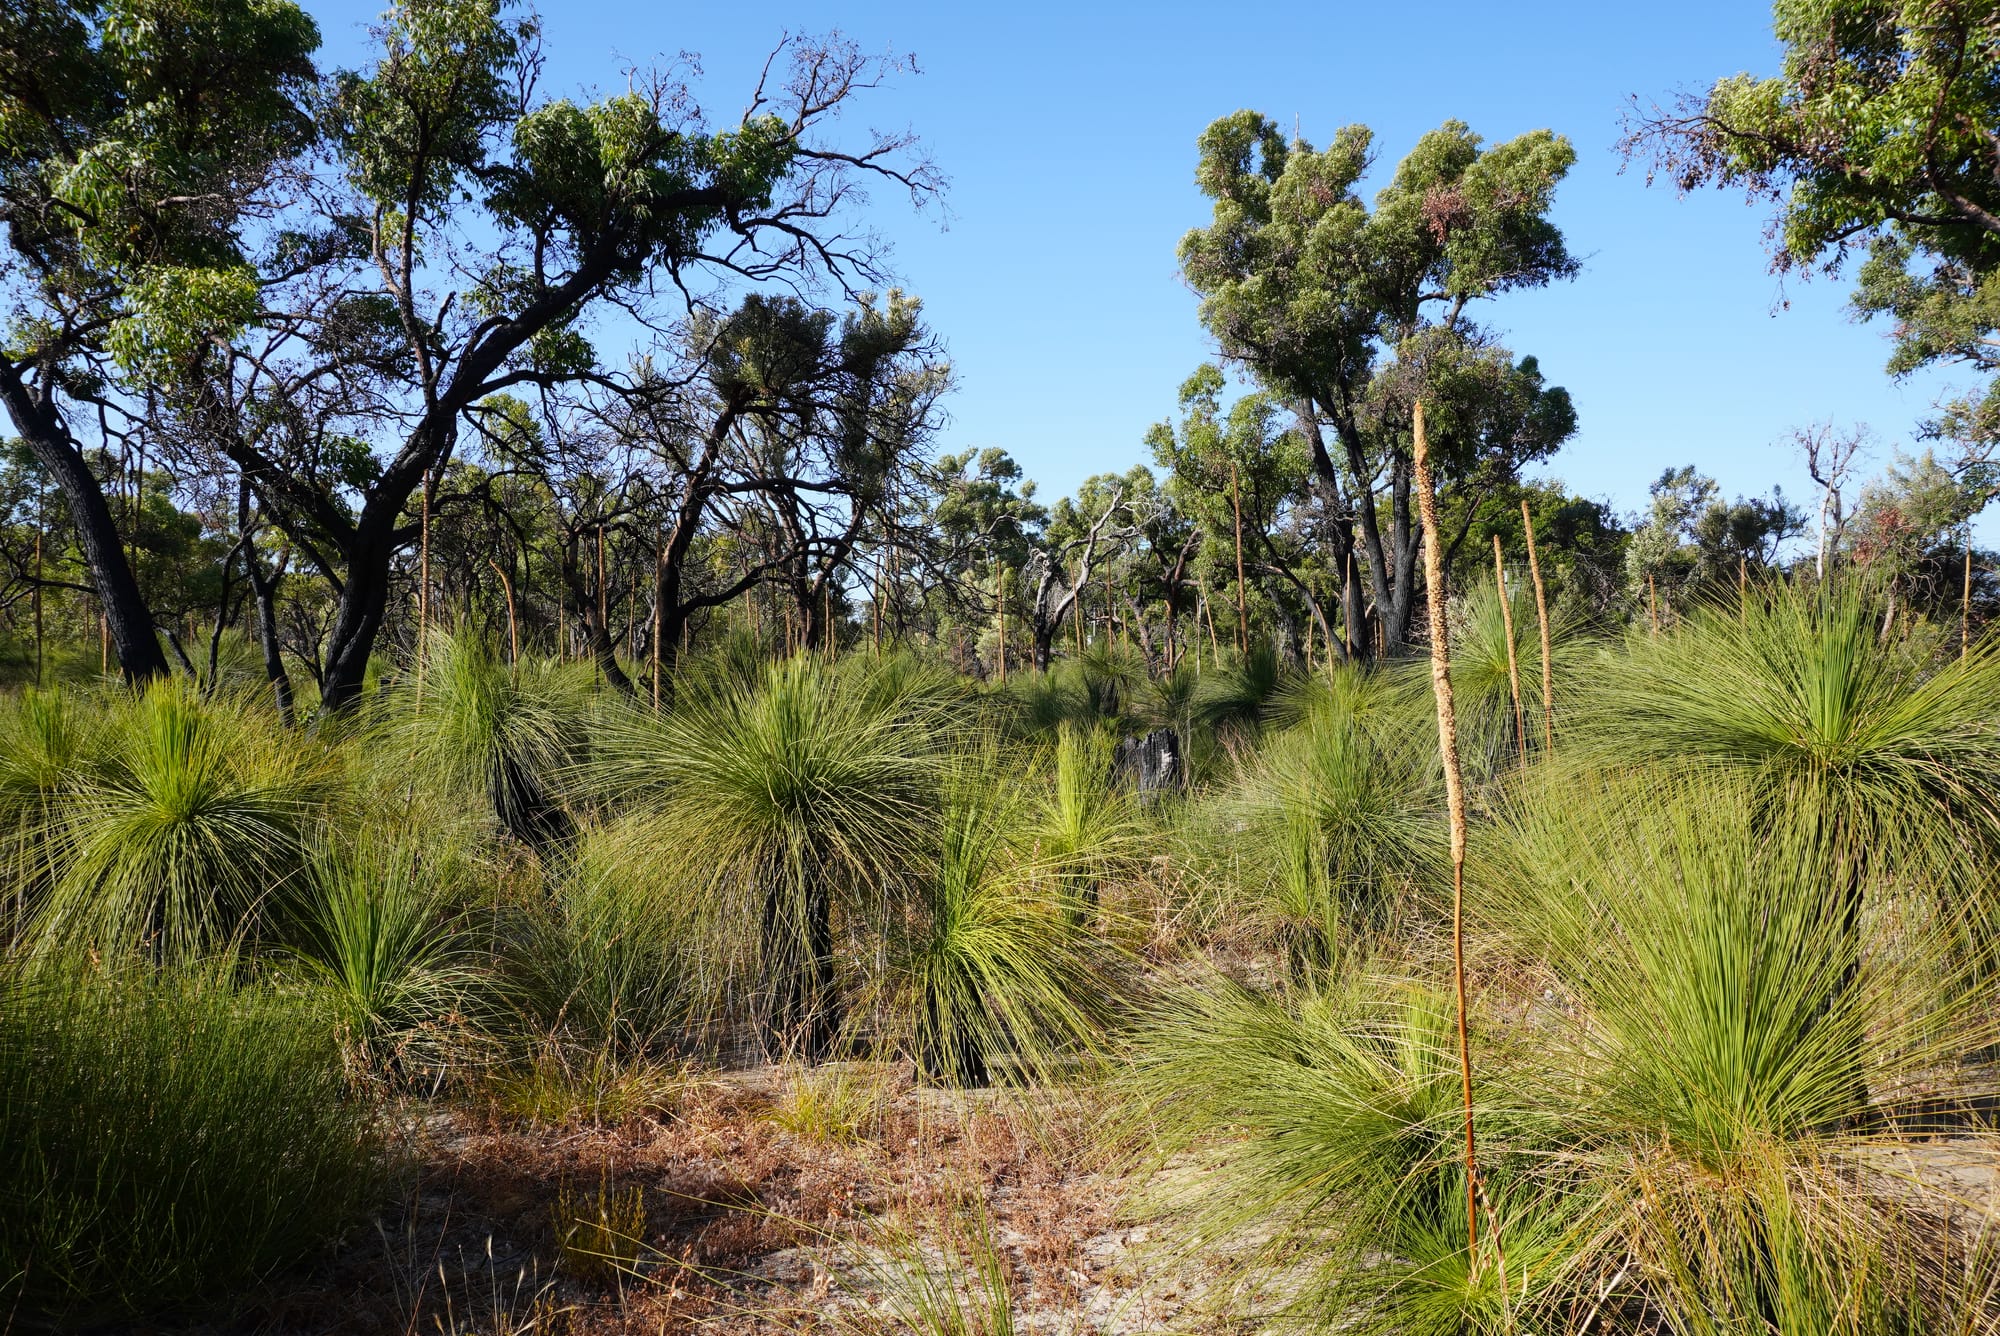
left=758, top=866, right=841, bottom=1063
left=0, top=365, right=168, bottom=682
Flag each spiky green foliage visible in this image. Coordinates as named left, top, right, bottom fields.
left=890, top=762, right=1123, bottom=1086
left=0, top=689, right=97, bottom=928
left=513, top=817, right=704, bottom=1063
left=1397, top=577, right=1583, bottom=781
left=0, top=964, right=380, bottom=1328
left=1565, top=583, right=2000, bottom=881
left=1026, top=724, right=1143, bottom=923
left=1001, top=663, right=1092, bottom=736
left=35, top=681, right=329, bottom=959
left=1128, top=977, right=1585, bottom=1334
left=1192, top=642, right=1289, bottom=737
left=1136, top=660, right=1200, bottom=737
left=842, top=647, right=974, bottom=727
left=290, top=837, right=491, bottom=1081
left=1075, top=642, right=1146, bottom=719
left=396, top=629, right=593, bottom=851
left=1207, top=705, right=1445, bottom=975
left=1486, top=775, right=1994, bottom=1331
left=587, top=654, right=949, bottom=1060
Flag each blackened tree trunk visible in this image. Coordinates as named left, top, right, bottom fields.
left=236, top=481, right=295, bottom=726
left=0, top=366, right=168, bottom=682
left=317, top=502, right=399, bottom=715
left=916, top=986, right=989, bottom=1088
left=757, top=866, right=840, bottom=1063
left=244, top=541, right=294, bottom=728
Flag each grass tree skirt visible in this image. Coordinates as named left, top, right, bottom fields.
left=756, top=869, right=841, bottom=1065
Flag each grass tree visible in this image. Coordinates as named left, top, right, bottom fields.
left=893, top=762, right=1121, bottom=1086
left=1025, top=723, right=1143, bottom=924
left=1396, top=576, right=1580, bottom=784
left=1487, top=775, right=1995, bottom=1330
left=1127, top=978, right=1583, bottom=1334
left=588, top=654, right=948, bottom=1062
left=1568, top=582, right=2000, bottom=867
left=0, top=689, right=98, bottom=930
left=35, top=680, right=329, bottom=959
left=394, top=629, right=593, bottom=854
left=1565, top=580, right=2000, bottom=988
left=289, top=835, right=492, bottom=1083
left=1208, top=706, right=1445, bottom=978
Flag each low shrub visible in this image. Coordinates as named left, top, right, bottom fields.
left=0, top=963, right=381, bottom=1328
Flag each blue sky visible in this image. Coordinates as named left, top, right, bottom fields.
left=308, top=0, right=1982, bottom=534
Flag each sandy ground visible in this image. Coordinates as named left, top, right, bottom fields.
left=172, top=1061, right=1245, bottom=1336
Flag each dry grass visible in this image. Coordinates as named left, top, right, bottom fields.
left=193, top=1063, right=1179, bottom=1336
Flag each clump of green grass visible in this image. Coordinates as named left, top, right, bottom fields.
left=1027, top=723, right=1141, bottom=923
left=34, top=679, right=330, bottom=959
left=1192, top=642, right=1289, bottom=738
left=551, top=1169, right=647, bottom=1284
left=1564, top=581, right=2000, bottom=884
left=1397, top=576, right=1581, bottom=781
left=289, top=836, right=492, bottom=1084
left=761, top=1063, right=889, bottom=1145
left=835, top=1195, right=1019, bottom=1336
left=488, top=1040, right=689, bottom=1127
left=0, top=687, right=96, bottom=930
left=511, top=817, right=706, bottom=1062
left=0, top=962, right=381, bottom=1327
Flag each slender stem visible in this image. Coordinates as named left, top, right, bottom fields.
left=1493, top=534, right=1526, bottom=767
left=1521, top=500, right=1554, bottom=752
left=416, top=483, right=430, bottom=714
left=1230, top=459, right=1248, bottom=654
left=1413, top=401, right=1480, bottom=1263
left=1964, top=534, right=1974, bottom=663
left=32, top=478, right=43, bottom=689
left=485, top=558, right=518, bottom=682
left=652, top=540, right=663, bottom=712
left=996, top=566, right=1007, bottom=685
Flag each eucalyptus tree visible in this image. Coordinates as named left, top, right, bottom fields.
left=1623, top=465, right=1804, bottom=609
left=918, top=446, right=1045, bottom=650
left=204, top=0, right=936, bottom=715
left=719, top=289, right=951, bottom=653
left=1180, top=114, right=1578, bottom=655
left=1148, top=364, right=1330, bottom=659
left=1021, top=470, right=1152, bottom=672
left=1631, top=0, right=2000, bottom=485
left=0, top=0, right=319, bottom=680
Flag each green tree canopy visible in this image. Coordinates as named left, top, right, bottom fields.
left=1180, top=113, right=1578, bottom=655
left=1632, top=0, right=2000, bottom=486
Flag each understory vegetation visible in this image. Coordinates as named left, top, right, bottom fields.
left=7, top=0, right=2000, bottom=1330
left=3, top=581, right=2000, bottom=1334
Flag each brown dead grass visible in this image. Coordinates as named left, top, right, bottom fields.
left=196, top=1062, right=1165, bottom=1336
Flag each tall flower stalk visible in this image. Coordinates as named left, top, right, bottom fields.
left=1412, top=401, right=1480, bottom=1259
left=1521, top=500, right=1554, bottom=751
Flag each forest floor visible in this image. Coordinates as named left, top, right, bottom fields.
left=184, top=1061, right=1242, bottom=1336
